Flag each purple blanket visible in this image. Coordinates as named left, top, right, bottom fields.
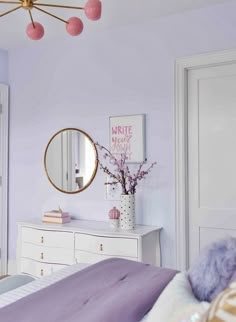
left=0, top=258, right=177, bottom=322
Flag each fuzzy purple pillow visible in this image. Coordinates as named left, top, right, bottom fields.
left=188, top=237, right=236, bottom=302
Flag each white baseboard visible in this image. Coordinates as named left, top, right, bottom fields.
left=7, top=259, right=17, bottom=275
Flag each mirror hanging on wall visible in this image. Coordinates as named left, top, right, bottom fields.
left=44, top=128, right=98, bottom=194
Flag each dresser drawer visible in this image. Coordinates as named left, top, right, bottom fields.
left=21, top=242, right=74, bottom=265
left=20, top=258, right=68, bottom=278
left=21, top=227, right=73, bottom=248
left=75, top=250, right=137, bottom=264
left=75, top=233, right=138, bottom=258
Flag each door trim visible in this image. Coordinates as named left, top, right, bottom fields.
left=0, top=84, right=9, bottom=275
left=175, top=49, right=236, bottom=271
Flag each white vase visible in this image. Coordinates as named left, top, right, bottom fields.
left=120, top=194, right=135, bottom=230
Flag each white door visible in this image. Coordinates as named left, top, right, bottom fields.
left=0, top=84, right=8, bottom=275
left=188, top=63, right=236, bottom=266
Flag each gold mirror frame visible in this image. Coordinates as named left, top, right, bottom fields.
left=44, top=128, right=98, bottom=194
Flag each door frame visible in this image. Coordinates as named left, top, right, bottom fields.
left=175, top=49, right=236, bottom=271
left=0, top=84, right=9, bottom=275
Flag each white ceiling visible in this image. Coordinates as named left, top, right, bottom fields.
left=0, top=0, right=233, bottom=49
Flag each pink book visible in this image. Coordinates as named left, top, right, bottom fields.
left=43, top=211, right=70, bottom=218
left=42, top=216, right=71, bottom=224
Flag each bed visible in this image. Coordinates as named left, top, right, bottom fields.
left=0, top=258, right=178, bottom=322
left=0, top=236, right=235, bottom=322
left=0, top=257, right=210, bottom=322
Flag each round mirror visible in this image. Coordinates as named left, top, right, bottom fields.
left=44, top=128, right=98, bottom=194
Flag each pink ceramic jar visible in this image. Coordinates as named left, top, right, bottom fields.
left=108, top=207, right=120, bottom=228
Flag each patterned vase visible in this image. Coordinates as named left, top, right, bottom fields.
left=120, top=194, right=135, bottom=230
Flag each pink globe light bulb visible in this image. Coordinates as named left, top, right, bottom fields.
left=84, top=0, right=102, bottom=21
left=26, top=22, right=44, bottom=40
left=66, top=17, right=83, bottom=36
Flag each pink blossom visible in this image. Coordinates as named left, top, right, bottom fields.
left=95, top=142, right=156, bottom=195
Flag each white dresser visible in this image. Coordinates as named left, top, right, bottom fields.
left=17, top=219, right=162, bottom=278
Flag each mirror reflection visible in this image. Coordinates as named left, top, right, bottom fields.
left=44, top=128, right=98, bottom=193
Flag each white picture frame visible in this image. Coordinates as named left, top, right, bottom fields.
left=109, top=114, right=146, bottom=163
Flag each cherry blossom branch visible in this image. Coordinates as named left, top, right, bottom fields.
left=95, top=142, right=156, bottom=195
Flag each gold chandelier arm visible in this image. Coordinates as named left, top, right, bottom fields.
left=33, top=3, right=83, bottom=10
left=33, top=5, right=67, bottom=23
left=0, top=1, right=21, bottom=4
left=28, top=9, right=35, bottom=27
left=0, top=5, right=21, bottom=17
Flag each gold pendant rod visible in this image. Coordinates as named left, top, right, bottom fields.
left=33, top=6, right=67, bottom=24
left=28, top=9, right=35, bottom=27
left=0, top=4, right=21, bottom=17
left=0, top=1, right=21, bottom=4
left=34, top=3, right=83, bottom=10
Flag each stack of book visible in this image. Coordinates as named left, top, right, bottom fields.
left=42, top=210, right=71, bottom=224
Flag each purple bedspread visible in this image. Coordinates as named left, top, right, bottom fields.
left=0, top=258, right=177, bottom=322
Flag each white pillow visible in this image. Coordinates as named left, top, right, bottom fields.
left=146, top=272, right=210, bottom=322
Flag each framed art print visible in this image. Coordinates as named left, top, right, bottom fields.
left=109, top=114, right=146, bottom=163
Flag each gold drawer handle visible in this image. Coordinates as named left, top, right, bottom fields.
left=100, top=243, right=103, bottom=252
left=40, top=269, right=44, bottom=276
left=40, top=252, right=44, bottom=260
left=41, top=236, right=44, bottom=244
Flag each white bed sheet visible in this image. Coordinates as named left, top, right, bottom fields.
left=0, top=263, right=148, bottom=322
left=145, top=272, right=210, bottom=322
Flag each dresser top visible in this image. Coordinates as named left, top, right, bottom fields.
left=18, top=219, right=162, bottom=238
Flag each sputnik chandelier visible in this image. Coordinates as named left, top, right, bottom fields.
left=0, top=0, right=102, bottom=40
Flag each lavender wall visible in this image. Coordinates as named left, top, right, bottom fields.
left=0, top=49, right=8, bottom=84
left=8, top=1, right=236, bottom=269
